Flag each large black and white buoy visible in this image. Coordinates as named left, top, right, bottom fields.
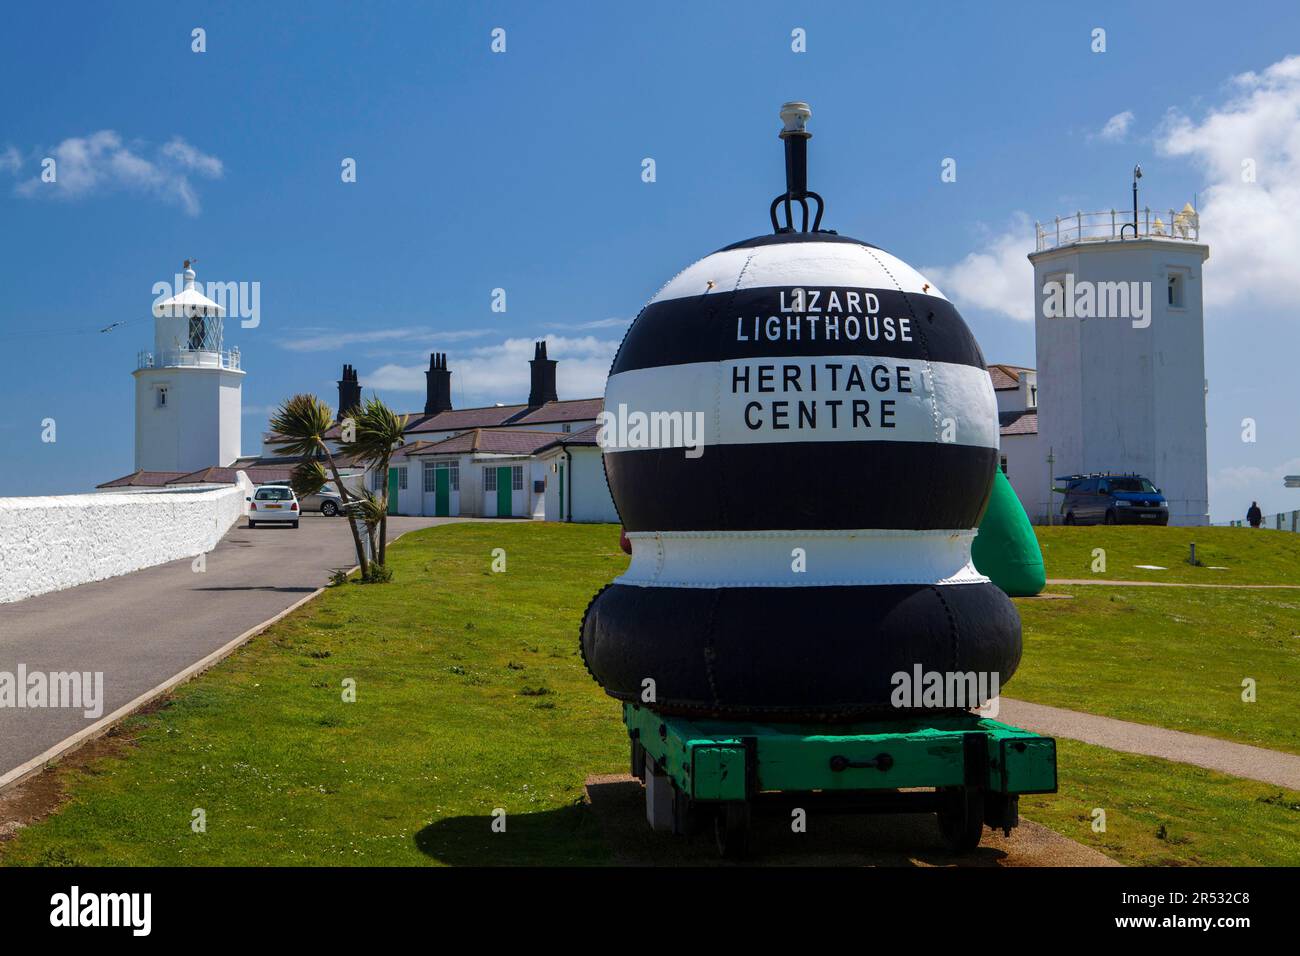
left=582, top=103, right=1019, bottom=720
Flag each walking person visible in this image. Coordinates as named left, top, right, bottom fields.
left=1247, top=501, right=1263, bottom=529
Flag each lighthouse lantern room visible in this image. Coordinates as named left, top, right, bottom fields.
left=133, top=260, right=244, bottom=473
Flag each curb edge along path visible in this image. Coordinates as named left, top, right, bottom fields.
left=1000, top=698, right=1300, bottom=790
left=0, top=584, right=327, bottom=794
left=0, top=521, right=457, bottom=796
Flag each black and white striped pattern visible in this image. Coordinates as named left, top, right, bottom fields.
left=583, top=234, right=1020, bottom=718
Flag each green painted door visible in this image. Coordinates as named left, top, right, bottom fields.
left=434, top=467, right=450, bottom=517
left=496, top=466, right=512, bottom=517
left=387, top=468, right=399, bottom=515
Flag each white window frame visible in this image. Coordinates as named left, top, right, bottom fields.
left=397, top=467, right=408, bottom=491
left=424, top=460, right=459, bottom=492
left=511, top=465, right=524, bottom=491
left=484, top=467, right=497, bottom=492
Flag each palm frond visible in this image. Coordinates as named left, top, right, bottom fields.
left=289, top=460, right=329, bottom=498
left=341, top=394, right=408, bottom=465
left=267, top=394, right=335, bottom=458
left=343, top=490, right=388, bottom=527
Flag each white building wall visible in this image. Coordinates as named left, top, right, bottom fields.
left=529, top=460, right=547, bottom=518
left=994, top=373, right=1037, bottom=414
left=394, top=463, right=419, bottom=515
left=134, top=367, right=244, bottom=472
left=541, top=447, right=618, bottom=523
left=0, top=478, right=251, bottom=605
left=1031, top=238, right=1210, bottom=526
left=1001, top=432, right=1048, bottom=522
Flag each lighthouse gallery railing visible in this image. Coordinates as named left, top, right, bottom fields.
left=1035, top=208, right=1201, bottom=252
left=137, top=348, right=241, bottom=371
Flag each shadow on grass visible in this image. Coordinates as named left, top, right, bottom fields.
left=414, top=778, right=1025, bottom=867
left=414, top=802, right=608, bottom=866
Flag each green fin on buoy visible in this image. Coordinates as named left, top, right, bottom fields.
left=972, top=469, right=1046, bottom=596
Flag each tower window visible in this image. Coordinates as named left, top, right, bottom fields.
left=1167, top=272, right=1185, bottom=308
left=156, top=386, right=168, bottom=408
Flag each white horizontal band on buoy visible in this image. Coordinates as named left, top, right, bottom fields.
left=614, top=528, right=988, bottom=589
left=602, top=355, right=999, bottom=452
left=649, top=242, right=947, bottom=305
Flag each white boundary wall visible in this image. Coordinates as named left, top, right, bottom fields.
left=0, top=474, right=252, bottom=605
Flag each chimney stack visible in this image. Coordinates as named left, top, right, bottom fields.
left=337, top=364, right=361, bottom=420
left=424, top=352, right=453, bottom=415
left=528, top=340, right=558, bottom=408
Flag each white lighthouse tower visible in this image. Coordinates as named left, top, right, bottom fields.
left=1030, top=182, right=1209, bottom=526
left=133, top=261, right=244, bottom=472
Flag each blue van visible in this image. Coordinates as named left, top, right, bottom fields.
left=1057, top=473, right=1169, bottom=526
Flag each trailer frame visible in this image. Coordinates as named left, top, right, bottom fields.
left=624, top=701, right=1058, bottom=857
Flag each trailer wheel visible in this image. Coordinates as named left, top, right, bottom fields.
left=713, top=801, right=751, bottom=859
left=937, top=787, right=985, bottom=853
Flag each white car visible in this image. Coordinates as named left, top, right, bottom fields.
left=247, top=485, right=300, bottom=528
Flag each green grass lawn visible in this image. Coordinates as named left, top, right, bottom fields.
left=1022, top=740, right=1300, bottom=866
left=1013, top=585, right=1300, bottom=754
left=2, top=522, right=1297, bottom=866
left=3, top=523, right=631, bottom=866
left=1034, top=524, right=1300, bottom=585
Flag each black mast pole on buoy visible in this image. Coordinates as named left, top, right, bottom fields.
left=770, top=101, right=827, bottom=234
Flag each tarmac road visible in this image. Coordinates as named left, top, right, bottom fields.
left=0, top=513, right=453, bottom=780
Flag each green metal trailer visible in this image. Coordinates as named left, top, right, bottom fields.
left=624, top=702, right=1058, bottom=857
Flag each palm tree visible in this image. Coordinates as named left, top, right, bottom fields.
left=268, top=394, right=370, bottom=577
left=340, top=395, right=408, bottom=566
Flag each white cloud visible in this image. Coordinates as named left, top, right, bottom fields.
left=1208, top=456, right=1300, bottom=520
left=365, top=334, right=618, bottom=405
left=1096, top=110, right=1134, bottom=142
left=1156, top=55, right=1300, bottom=309
left=544, top=317, right=631, bottom=331
left=13, top=130, right=223, bottom=215
left=0, top=146, right=20, bottom=174
left=923, top=214, right=1035, bottom=321
left=281, top=327, right=491, bottom=353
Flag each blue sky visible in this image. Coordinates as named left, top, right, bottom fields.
left=2, top=1, right=1299, bottom=520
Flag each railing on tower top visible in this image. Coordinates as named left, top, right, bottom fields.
left=137, top=347, right=241, bottom=371
left=1034, top=207, right=1201, bottom=252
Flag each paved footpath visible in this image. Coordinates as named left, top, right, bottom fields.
left=0, top=514, right=457, bottom=783
left=1000, top=698, right=1300, bottom=790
